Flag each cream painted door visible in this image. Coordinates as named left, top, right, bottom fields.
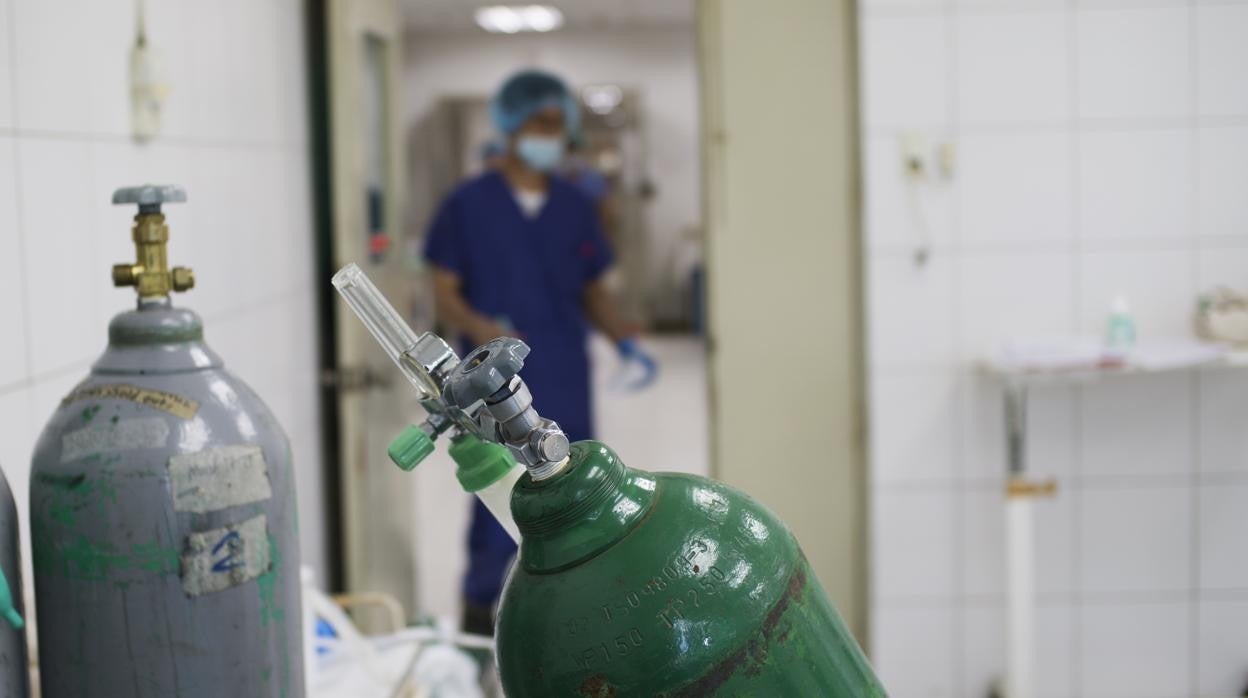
left=696, top=0, right=868, bottom=641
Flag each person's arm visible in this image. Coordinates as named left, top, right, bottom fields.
left=583, top=277, right=638, bottom=343
left=430, top=266, right=512, bottom=346
left=585, top=277, right=657, bottom=389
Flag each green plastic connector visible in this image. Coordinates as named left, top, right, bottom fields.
left=0, top=567, right=22, bottom=630
left=388, top=425, right=436, bottom=472
left=448, top=435, right=517, bottom=492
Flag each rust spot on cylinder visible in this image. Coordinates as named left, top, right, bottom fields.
left=579, top=673, right=617, bottom=697
left=666, top=564, right=809, bottom=697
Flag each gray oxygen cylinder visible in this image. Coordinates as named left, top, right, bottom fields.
left=29, top=185, right=304, bottom=697
left=0, top=465, right=27, bottom=698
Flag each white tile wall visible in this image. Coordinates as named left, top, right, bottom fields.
left=954, top=11, right=1070, bottom=126
left=0, top=140, right=25, bottom=389
left=0, top=0, right=326, bottom=591
left=862, top=0, right=1248, bottom=693
left=1079, top=486, right=1191, bottom=593
left=1196, top=242, right=1248, bottom=294
left=1078, top=129, right=1192, bottom=241
left=868, top=254, right=956, bottom=367
left=872, top=605, right=957, bottom=697
left=961, top=603, right=1075, bottom=698
left=958, top=131, right=1073, bottom=246
left=872, top=489, right=956, bottom=600
left=1076, top=7, right=1191, bottom=121
left=1197, top=126, right=1248, bottom=238
left=17, top=138, right=99, bottom=375
left=869, top=371, right=959, bottom=484
left=1195, top=4, right=1248, bottom=117
left=862, top=16, right=950, bottom=130
left=1081, top=601, right=1191, bottom=698
left=956, top=251, right=1075, bottom=360
left=1198, top=367, right=1248, bottom=475
left=1198, top=483, right=1248, bottom=590
left=1079, top=372, right=1193, bottom=478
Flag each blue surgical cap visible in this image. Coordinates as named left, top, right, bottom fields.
left=489, top=69, right=580, bottom=136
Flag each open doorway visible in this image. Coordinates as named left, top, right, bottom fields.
left=394, top=0, right=706, bottom=624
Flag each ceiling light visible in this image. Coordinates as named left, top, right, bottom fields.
left=582, top=85, right=623, bottom=115
left=475, top=5, right=565, bottom=34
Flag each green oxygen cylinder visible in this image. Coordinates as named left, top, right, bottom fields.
left=498, top=440, right=882, bottom=696
left=441, top=342, right=887, bottom=697
left=331, top=265, right=886, bottom=696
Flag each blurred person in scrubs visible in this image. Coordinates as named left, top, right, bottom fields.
left=423, top=69, right=657, bottom=635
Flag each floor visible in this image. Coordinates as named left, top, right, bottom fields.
left=409, top=334, right=710, bottom=622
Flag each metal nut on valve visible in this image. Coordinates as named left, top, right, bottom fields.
left=171, top=267, right=195, bottom=292
left=531, top=429, right=570, bottom=463
left=113, top=264, right=140, bottom=287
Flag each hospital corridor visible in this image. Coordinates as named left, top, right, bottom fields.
left=0, top=0, right=1245, bottom=697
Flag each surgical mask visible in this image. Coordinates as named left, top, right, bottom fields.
left=516, top=136, right=565, bottom=172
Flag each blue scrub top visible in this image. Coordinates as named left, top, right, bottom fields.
left=565, top=167, right=609, bottom=204
left=423, top=170, right=613, bottom=441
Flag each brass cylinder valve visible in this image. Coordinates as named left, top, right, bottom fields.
left=111, top=184, right=192, bottom=299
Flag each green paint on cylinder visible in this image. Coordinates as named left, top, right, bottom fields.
left=255, top=534, right=293, bottom=698
left=31, top=532, right=178, bottom=582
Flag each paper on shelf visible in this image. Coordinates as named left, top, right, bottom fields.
left=1127, top=340, right=1226, bottom=371
left=989, top=337, right=1104, bottom=374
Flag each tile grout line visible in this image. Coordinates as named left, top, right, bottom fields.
left=863, top=113, right=1248, bottom=140
left=1189, top=371, right=1202, bottom=695
left=860, top=0, right=1248, bottom=21
left=879, top=586, right=1248, bottom=608
left=943, top=0, right=968, bottom=693
left=867, top=233, right=1248, bottom=259
left=873, top=468, right=1248, bottom=494
left=1068, top=4, right=1083, bottom=694
left=0, top=126, right=300, bottom=152
left=1187, top=1, right=1201, bottom=693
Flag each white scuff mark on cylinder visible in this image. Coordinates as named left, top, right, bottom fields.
left=168, top=445, right=273, bottom=513
left=60, top=417, right=170, bottom=463
left=181, top=515, right=270, bottom=597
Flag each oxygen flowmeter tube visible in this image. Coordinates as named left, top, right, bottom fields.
left=332, top=263, right=524, bottom=542
left=332, top=263, right=434, bottom=400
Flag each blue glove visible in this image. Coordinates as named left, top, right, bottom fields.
left=614, top=338, right=658, bottom=391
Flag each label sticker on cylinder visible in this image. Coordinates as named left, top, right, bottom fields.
left=61, top=383, right=200, bottom=419
left=61, top=417, right=170, bottom=463
left=168, top=445, right=273, bottom=513
left=181, top=515, right=270, bottom=597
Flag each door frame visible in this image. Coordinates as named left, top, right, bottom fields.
left=306, top=0, right=345, bottom=591
left=307, top=0, right=408, bottom=593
